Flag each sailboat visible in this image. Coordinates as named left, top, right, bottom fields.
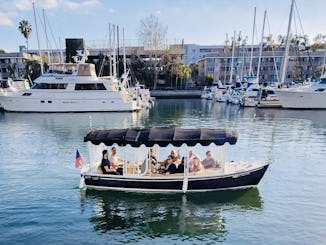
left=274, top=0, right=326, bottom=109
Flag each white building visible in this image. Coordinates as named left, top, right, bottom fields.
left=0, top=52, right=39, bottom=80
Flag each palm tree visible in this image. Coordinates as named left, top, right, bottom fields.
left=18, top=20, right=32, bottom=51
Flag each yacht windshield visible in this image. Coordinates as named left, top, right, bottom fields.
left=75, top=83, right=106, bottom=90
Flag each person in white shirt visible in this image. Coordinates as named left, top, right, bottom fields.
left=110, top=146, right=123, bottom=174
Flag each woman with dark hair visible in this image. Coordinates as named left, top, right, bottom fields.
left=177, top=156, right=186, bottom=173
left=162, top=155, right=177, bottom=175
left=101, top=150, right=120, bottom=175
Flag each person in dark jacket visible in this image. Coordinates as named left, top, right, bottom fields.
left=163, top=155, right=177, bottom=175
left=101, top=150, right=120, bottom=175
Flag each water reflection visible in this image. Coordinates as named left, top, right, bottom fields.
left=82, top=188, right=262, bottom=239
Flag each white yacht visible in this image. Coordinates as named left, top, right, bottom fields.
left=241, top=83, right=260, bottom=107
left=0, top=63, right=141, bottom=112
left=274, top=74, right=326, bottom=109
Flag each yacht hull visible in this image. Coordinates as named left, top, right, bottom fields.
left=0, top=92, right=140, bottom=112
left=275, top=89, right=326, bottom=109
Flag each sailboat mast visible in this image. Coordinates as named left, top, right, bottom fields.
left=43, top=9, right=50, bottom=66
left=123, top=28, right=127, bottom=76
left=229, top=30, right=236, bottom=84
left=112, top=24, right=117, bottom=78
left=109, top=24, right=113, bottom=77
left=117, top=25, right=120, bottom=77
left=280, top=0, right=295, bottom=84
left=249, top=7, right=256, bottom=77
left=257, top=10, right=267, bottom=82
left=32, top=2, right=43, bottom=74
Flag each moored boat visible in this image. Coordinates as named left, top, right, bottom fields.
left=274, top=75, right=326, bottom=109
left=80, top=127, right=271, bottom=193
left=0, top=63, right=141, bottom=112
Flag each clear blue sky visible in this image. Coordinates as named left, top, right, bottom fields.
left=0, top=0, right=325, bottom=52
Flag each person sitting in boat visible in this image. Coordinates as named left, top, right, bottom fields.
left=148, top=148, right=158, bottom=166
left=188, top=149, right=200, bottom=166
left=189, top=157, right=205, bottom=174
left=176, top=156, right=186, bottom=173
left=110, top=147, right=123, bottom=175
left=162, top=155, right=178, bottom=175
left=202, top=150, right=217, bottom=169
left=101, top=150, right=120, bottom=175
left=170, top=149, right=181, bottom=165
left=140, top=148, right=158, bottom=174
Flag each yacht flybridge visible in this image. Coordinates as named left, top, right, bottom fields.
left=0, top=63, right=141, bottom=112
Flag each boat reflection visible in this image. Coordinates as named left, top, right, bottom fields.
left=81, top=188, right=262, bottom=238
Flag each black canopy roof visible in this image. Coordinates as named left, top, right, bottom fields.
left=84, top=127, right=238, bottom=147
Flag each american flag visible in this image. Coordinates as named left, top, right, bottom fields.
left=75, top=149, right=83, bottom=168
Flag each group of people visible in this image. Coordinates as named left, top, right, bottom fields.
left=153, top=149, right=219, bottom=176
left=100, top=147, right=219, bottom=176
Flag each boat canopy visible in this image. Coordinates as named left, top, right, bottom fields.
left=84, top=127, right=238, bottom=147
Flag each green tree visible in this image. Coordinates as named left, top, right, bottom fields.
left=311, top=33, right=326, bottom=51
left=18, top=20, right=32, bottom=51
left=26, top=60, right=41, bottom=81
left=205, top=74, right=214, bottom=86
left=189, top=63, right=198, bottom=85
left=171, top=63, right=191, bottom=89
left=0, top=49, right=5, bottom=54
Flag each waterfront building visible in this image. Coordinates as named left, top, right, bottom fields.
left=12, top=40, right=325, bottom=86
left=183, top=44, right=226, bottom=65
left=0, top=52, right=40, bottom=80
left=198, top=48, right=326, bottom=84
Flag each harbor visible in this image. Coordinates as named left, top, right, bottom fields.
left=0, top=100, right=326, bottom=244
left=0, top=0, right=326, bottom=244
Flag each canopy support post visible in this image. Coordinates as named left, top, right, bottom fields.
left=123, top=147, right=126, bottom=175
left=218, top=145, right=226, bottom=173
left=182, top=148, right=189, bottom=193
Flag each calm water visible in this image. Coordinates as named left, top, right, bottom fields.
left=0, top=99, right=325, bottom=244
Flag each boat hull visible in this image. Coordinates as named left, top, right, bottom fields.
left=82, top=164, right=269, bottom=193
left=275, top=89, right=326, bottom=109
left=0, top=92, right=140, bottom=112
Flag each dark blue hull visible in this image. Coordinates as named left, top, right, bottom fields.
left=82, top=164, right=269, bottom=193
